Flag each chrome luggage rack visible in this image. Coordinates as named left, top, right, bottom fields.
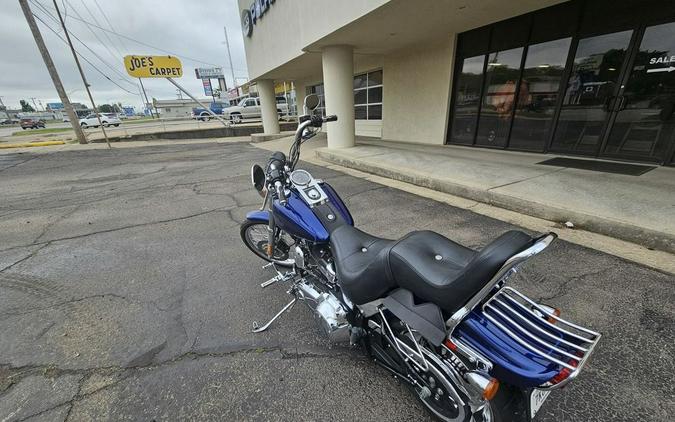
left=482, top=286, right=601, bottom=389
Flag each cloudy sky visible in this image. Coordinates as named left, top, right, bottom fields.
left=1, top=0, right=248, bottom=111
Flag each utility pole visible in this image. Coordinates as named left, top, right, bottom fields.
left=223, top=26, right=237, bottom=90
left=51, top=0, right=110, bottom=148
left=18, top=0, right=87, bottom=144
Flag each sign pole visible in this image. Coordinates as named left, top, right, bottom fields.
left=166, top=78, right=229, bottom=127
left=138, top=78, right=156, bottom=119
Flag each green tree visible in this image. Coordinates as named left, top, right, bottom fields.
left=98, top=104, right=114, bottom=113
left=20, top=100, right=35, bottom=112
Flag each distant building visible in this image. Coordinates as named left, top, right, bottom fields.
left=152, top=98, right=218, bottom=118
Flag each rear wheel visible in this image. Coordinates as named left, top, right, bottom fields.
left=200, top=113, right=210, bottom=121
left=230, top=113, right=242, bottom=124
left=240, top=220, right=295, bottom=267
left=81, top=123, right=88, bottom=129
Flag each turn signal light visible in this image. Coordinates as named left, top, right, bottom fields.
left=547, top=308, right=561, bottom=324
left=483, top=378, right=500, bottom=401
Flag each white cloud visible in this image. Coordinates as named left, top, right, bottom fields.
left=1, top=0, right=248, bottom=110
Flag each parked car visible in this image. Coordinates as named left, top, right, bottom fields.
left=222, top=96, right=289, bottom=124
left=78, top=113, right=121, bottom=128
left=20, top=118, right=46, bottom=130
left=1, top=118, right=19, bottom=125
left=191, top=101, right=231, bottom=121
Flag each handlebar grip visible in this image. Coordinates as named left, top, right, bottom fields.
left=275, top=181, right=287, bottom=205
left=324, top=115, right=338, bottom=122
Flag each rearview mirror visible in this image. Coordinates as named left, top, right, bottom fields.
left=251, top=164, right=266, bottom=196
left=304, top=94, right=320, bottom=111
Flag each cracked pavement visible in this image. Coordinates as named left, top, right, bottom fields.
left=0, top=141, right=673, bottom=421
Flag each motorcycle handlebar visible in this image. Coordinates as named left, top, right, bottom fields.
left=274, top=180, right=287, bottom=205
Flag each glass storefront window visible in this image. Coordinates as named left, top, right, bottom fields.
left=603, top=22, right=675, bottom=161
left=551, top=30, right=633, bottom=154
left=449, top=55, right=485, bottom=144
left=509, top=38, right=572, bottom=151
left=475, top=47, right=524, bottom=147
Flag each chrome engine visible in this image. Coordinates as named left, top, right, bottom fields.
left=295, top=278, right=350, bottom=342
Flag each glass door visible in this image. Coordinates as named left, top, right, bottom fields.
left=601, top=21, right=675, bottom=163
left=550, top=30, right=634, bottom=155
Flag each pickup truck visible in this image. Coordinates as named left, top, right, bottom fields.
left=192, top=101, right=231, bottom=121
left=222, top=96, right=290, bottom=124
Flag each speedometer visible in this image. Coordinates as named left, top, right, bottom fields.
left=290, top=169, right=312, bottom=186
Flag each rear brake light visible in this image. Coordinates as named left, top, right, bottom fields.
left=443, top=339, right=457, bottom=351
left=550, top=354, right=580, bottom=385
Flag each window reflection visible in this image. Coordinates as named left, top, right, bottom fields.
left=475, top=47, right=524, bottom=147
left=551, top=31, right=632, bottom=153
left=450, top=55, right=485, bottom=144
left=509, top=38, right=571, bottom=151
left=604, top=22, right=675, bottom=161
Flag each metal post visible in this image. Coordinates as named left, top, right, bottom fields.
left=138, top=78, right=155, bottom=119
left=166, top=78, right=229, bottom=127
left=52, top=0, right=110, bottom=148
left=19, top=0, right=87, bottom=144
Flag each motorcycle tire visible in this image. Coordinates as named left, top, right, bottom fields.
left=240, top=220, right=295, bottom=267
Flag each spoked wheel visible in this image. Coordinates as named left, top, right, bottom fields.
left=240, top=221, right=295, bottom=267
left=413, top=350, right=471, bottom=422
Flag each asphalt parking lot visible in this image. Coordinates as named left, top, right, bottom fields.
left=0, top=141, right=673, bottom=421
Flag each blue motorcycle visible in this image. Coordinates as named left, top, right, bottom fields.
left=240, top=95, right=601, bottom=421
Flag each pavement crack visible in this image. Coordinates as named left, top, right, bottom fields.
left=0, top=243, right=51, bottom=273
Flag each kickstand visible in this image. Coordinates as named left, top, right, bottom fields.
left=251, top=297, right=297, bottom=333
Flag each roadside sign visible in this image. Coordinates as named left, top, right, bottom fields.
left=202, top=79, right=213, bottom=96
left=124, top=55, right=183, bottom=78
left=195, top=67, right=224, bottom=79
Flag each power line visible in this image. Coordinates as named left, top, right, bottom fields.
left=38, top=1, right=232, bottom=68
left=31, top=1, right=136, bottom=87
left=76, top=0, right=123, bottom=57
left=92, top=0, right=127, bottom=55
left=32, top=11, right=138, bottom=95
left=61, top=0, right=123, bottom=75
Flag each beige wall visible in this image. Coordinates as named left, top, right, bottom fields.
left=238, top=0, right=388, bottom=80
left=381, top=37, right=456, bottom=144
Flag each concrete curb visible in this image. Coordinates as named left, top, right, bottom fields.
left=0, top=140, right=65, bottom=149
left=317, top=148, right=675, bottom=254
left=89, top=123, right=298, bottom=144
left=250, top=131, right=296, bottom=143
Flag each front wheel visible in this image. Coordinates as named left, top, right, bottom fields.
left=230, top=113, right=242, bottom=124
left=240, top=220, right=295, bottom=267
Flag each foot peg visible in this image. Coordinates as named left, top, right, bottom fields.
left=260, top=263, right=295, bottom=288
left=251, top=297, right=297, bottom=333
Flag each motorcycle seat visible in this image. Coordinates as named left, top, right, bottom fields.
left=330, top=225, right=533, bottom=314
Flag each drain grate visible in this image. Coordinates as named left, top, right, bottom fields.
left=537, top=157, right=656, bottom=176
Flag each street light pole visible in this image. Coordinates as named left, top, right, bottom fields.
left=18, top=0, right=87, bottom=144
left=223, top=26, right=237, bottom=90
left=52, top=0, right=111, bottom=148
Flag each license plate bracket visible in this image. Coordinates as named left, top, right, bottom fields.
left=527, top=388, right=551, bottom=420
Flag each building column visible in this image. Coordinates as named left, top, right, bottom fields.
left=322, top=45, right=355, bottom=148
left=257, top=79, right=280, bottom=134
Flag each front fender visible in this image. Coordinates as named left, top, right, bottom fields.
left=245, top=210, right=269, bottom=224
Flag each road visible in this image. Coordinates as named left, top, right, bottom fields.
left=0, top=141, right=673, bottom=421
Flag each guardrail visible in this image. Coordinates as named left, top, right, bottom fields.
left=81, top=114, right=298, bottom=138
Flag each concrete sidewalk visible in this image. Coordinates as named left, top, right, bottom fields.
left=316, top=139, right=675, bottom=254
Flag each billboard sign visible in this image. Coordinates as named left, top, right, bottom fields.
left=202, top=79, right=213, bottom=96
left=46, top=102, right=64, bottom=110
left=195, top=67, right=224, bottom=79
left=124, top=55, right=183, bottom=78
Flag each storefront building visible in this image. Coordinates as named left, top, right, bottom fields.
left=239, top=0, right=675, bottom=165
